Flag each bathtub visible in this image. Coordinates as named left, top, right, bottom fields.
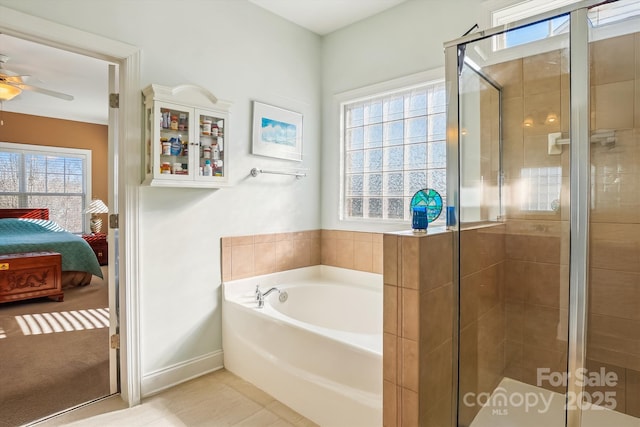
left=222, top=265, right=383, bottom=427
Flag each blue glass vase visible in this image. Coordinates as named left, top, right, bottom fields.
left=412, top=206, right=428, bottom=232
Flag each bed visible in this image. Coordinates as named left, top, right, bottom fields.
left=0, top=208, right=104, bottom=289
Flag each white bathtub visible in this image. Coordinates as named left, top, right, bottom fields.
left=222, top=265, right=383, bottom=427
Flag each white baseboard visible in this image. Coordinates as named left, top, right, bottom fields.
left=141, top=350, right=224, bottom=397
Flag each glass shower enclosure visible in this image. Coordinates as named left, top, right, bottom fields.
left=445, top=1, right=640, bottom=426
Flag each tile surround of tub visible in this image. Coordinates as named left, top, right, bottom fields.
left=321, top=230, right=384, bottom=273
left=221, top=231, right=321, bottom=281
left=221, top=230, right=383, bottom=282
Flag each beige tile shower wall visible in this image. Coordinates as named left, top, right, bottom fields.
left=587, top=33, right=640, bottom=417
left=591, top=34, right=639, bottom=224
left=589, top=223, right=640, bottom=372
left=483, top=47, right=572, bottom=403
left=487, top=48, right=571, bottom=223
left=458, top=224, right=506, bottom=426
left=486, top=46, right=572, bottom=395
left=490, top=32, right=640, bottom=418
left=587, top=32, right=640, bottom=414
left=221, top=229, right=383, bottom=281
left=383, top=230, right=453, bottom=427
left=503, top=220, right=569, bottom=393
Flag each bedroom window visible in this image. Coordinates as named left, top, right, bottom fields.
left=340, top=79, right=447, bottom=223
left=0, top=142, right=91, bottom=234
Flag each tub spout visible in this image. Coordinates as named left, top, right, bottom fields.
left=256, top=286, right=280, bottom=308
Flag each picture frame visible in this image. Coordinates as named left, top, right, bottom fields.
left=252, top=101, right=303, bottom=161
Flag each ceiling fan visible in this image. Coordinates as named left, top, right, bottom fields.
left=0, top=53, right=74, bottom=102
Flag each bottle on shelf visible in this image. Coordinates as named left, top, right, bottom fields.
left=162, top=111, right=170, bottom=128
left=203, top=159, right=213, bottom=176
left=160, top=162, right=172, bottom=174
left=202, top=119, right=212, bottom=135
left=214, top=159, right=223, bottom=176
left=161, top=139, right=171, bottom=155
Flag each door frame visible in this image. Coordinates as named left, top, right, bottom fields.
left=0, top=5, right=142, bottom=407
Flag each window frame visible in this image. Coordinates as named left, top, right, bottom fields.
left=488, top=0, right=577, bottom=51
left=0, top=141, right=93, bottom=234
left=337, top=68, right=446, bottom=226
left=485, top=0, right=640, bottom=52
left=491, top=0, right=580, bottom=27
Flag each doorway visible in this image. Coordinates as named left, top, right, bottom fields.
left=0, top=33, right=114, bottom=427
left=0, top=3, right=142, bottom=423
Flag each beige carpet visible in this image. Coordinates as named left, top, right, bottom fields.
left=0, top=267, right=110, bottom=427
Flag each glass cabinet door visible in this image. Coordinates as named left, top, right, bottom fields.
left=196, top=110, right=225, bottom=180
left=157, top=103, right=191, bottom=178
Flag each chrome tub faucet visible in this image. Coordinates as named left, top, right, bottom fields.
left=255, top=285, right=279, bottom=308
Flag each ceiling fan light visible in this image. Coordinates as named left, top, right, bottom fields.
left=0, top=83, right=21, bottom=101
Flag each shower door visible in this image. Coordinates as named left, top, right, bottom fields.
left=447, top=1, right=640, bottom=426
left=448, top=11, right=573, bottom=427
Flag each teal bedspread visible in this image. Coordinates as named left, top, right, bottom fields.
left=0, top=218, right=103, bottom=279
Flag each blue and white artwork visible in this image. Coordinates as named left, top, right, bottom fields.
left=261, top=117, right=297, bottom=147
left=252, top=101, right=303, bottom=161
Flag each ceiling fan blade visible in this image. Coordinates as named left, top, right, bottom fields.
left=0, top=70, right=29, bottom=79
left=14, top=82, right=74, bottom=101
left=0, top=55, right=72, bottom=101
left=0, top=54, right=28, bottom=78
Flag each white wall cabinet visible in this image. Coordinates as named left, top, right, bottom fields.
left=143, top=84, right=231, bottom=187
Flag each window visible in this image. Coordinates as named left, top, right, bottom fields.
left=499, top=16, right=569, bottom=49
left=491, top=0, right=575, bottom=50
left=520, top=167, right=562, bottom=212
left=341, top=80, right=447, bottom=223
left=491, top=0, right=579, bottom=27
left=491, top=0, right=640, bottom=50
left=0, top=142, right=91, bottom=233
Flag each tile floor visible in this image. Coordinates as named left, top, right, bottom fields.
left=470, top=377, right=640, bottom=427
left=33, top=368, right=319, bottom=427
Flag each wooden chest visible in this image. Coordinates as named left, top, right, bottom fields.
left=0, top=252, right=63, bottom=303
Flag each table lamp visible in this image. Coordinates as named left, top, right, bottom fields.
left=85, top=198, right=109, bottom=234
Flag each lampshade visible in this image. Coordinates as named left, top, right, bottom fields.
left=0, top=83, right=21, bottom=101
left=85, top=199, right=109, bottom=214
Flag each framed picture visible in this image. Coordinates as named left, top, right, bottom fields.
left=252, top=101, right=303, bottom=161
